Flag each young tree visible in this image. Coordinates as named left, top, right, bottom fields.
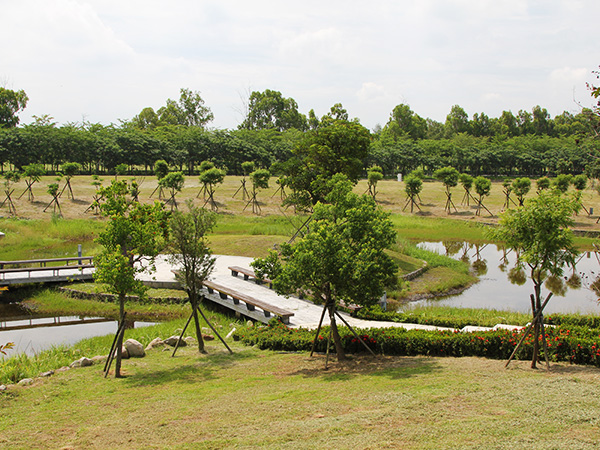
left=459, top=173, right=474, bottom=206
left=433, top=166, right=459, bottom=213
left=492, top=191, right=579, bottom=368
left=60, top=162, right=80, bottom=200
left=150, top=160, right=169, bottom=199
left=252, top=175, right=397, bottom=361
left=94, top=180, right=169, bottom=377
left=366, top=166, right=384, bottom=201
left=199, top=167, right=226, bottom=211
left=159, top=171, right=185, bottom=210
left=233, top=161, right=254, bottom=200
left=403, top=174, right=422, bottom=213
left=245, top=168, right=270, bottom=214
left=19, top=163, right=45, bottom=202
left=0, top=171, right=20, bottom=215
left=473, top=176, right=492, bottom=216
left=552, top=174, right=572, bottom=194
left=44, top=182, right=62, bottom=217
left=167, top=201, right=217, bottom=353
left=512, top=177, right=531, bottom=206
left=572, top=174, right=589, bottom=214
left=536, top=176, right=551, bottom=193
left=502, top=178, right=517, bottom=210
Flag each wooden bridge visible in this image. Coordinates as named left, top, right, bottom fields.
left=0, top=257, right=95, bottom=286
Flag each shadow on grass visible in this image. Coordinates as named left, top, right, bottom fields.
left=291, top=354, right=441, bottom=382
left=122, top=348, right=256, bottom=388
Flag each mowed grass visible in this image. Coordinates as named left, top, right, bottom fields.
left=1, top=344, right=600, bottom=448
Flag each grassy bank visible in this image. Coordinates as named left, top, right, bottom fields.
left=2, top=345, right=600, bottom=448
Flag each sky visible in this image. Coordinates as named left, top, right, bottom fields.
left=1, top=0, right=599, bottom=131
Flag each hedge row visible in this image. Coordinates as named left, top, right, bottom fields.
left=233, top=321, right=600, bottom=367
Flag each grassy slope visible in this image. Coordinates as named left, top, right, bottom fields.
left=1, top=345, right=600, bottom=448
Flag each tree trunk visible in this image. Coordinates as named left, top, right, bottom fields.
left=327, top=301, right=346, bottom=361
left=531, top=282, right=542, bottom=369
left=190, top=292, right=206, bottom=353
left=115, top=293, right=125, bottom=377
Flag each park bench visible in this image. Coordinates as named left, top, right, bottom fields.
left=202, top=279, right=293, bottom=324
left=228, top=265, right=272, bottom=287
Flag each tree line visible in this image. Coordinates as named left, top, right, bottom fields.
left=1, top=78, right=600, bottom=179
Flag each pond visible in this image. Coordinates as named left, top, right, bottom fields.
left=413, top=242, right=600, bottom=315
left=0, top=303, right=156, bottom=358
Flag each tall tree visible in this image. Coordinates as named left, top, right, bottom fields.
left=252, top=175, right=397, bottom=361
left=0, top=87, right=28, bottom=128
left=284, top=119, right=371, bottom=209
left=167, top=201, right=217, bottom=353
left=239, top=89, right=307, bottom=131
left=94, top=180, right=169, bottom=377
left=492, top=191, right=578, bottom=368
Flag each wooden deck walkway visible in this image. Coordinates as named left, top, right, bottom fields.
left=0, top=257, right=95, bottom=286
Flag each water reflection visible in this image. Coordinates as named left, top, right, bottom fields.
left=0, top=303, right=156, bottom=358
left=415, top=242, right=600, bottom=315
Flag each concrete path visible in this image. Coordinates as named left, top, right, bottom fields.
left=139, top=255, right=456, bottom=332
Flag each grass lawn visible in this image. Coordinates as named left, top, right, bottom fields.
left=1, top=342, right=600, bottom=448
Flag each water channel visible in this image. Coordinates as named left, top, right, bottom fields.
left=414, top=242, right=600, bottom=315
left=0, top=303, right=156, bottom=358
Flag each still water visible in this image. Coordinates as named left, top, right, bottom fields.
left=0, top=303, right=156, bottom=358
left=414, top=242, right=600, bottom=315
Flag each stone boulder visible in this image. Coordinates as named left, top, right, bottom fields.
left=164, top=335, right=187, bottom=347
left=18, top=378, right=34, bottom=386
left=125, top=339, right=145, bottom=358
left=145, top=337, right=164, bottom=351
left=70, top=357, right=94, bottom=368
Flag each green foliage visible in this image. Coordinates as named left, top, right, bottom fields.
left=433, top=166, right=459, bottom=189
left=22, top=163, right=45, bottom=181
left=536, top=176, right=551, bottom=192
left=153, top=160, right=169, bottom=180
left=511, top=177, right=531, bottom=206
left=0, top=87, right=28, bottom=128
left=240, top=89, right=307, bottom=131
left=572, top=174, right=588, bottom=191
left=473, top=176, right=491, bottom=197
left=241, top=161, right=255, bottom=176
left=250, top=168, right=270, bottom=190
left=459, top=173, right=473, bottom=190
left=233, top=320, right=600, bottom=367
left=552, top=173, right=572, bottom=193
left=404, top=174, right=423, bottom=197
left=199, top=160, right=215, bottom=172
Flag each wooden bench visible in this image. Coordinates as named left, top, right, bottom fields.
left=228, top=265, right=272, bottom=287
left=202, top=279, right=293, bottom=324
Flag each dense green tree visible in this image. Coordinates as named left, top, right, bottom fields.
left=445, top=105, right=470, bottom=136
left=536, top=176, right=551, bottom=193
left=252, top=175, right=397, bottom=361
left=403, top=174, right=422, bottom=213
left=552, top=174, right=572, bottom=193
left=0, top=87, right=28, bottom=128
left=159, top=171, right=185, bottom=210
left=459, top=173, right=474, bottom=206
left=239, top=89, right=307, bottom=131
left=473, top=176, right=492, bottom=216
left=284, top=119, right=371, bottom=209
left=199, top=167, right=226, bottom=210
left=366, top=166, right=383, bottom=201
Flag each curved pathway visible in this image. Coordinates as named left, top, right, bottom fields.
left=139, top=255, right=457, bottom=332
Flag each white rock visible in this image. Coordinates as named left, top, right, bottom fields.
left=40, top=370, right=54, bottom=377
left=125, top=339, right=145, bottom=357
left=493, top=324, right=524, bottom=331
left=91, top=355, right=107, bottom=363
left=70, top=357, right=94, bottom=368
left=460, top=325, right=493, bottom=333
left=121, top=346, right=130, bottom=359
left=18, top=378, right=34, bottom=386
left=0, top=385, right=7, bottom=392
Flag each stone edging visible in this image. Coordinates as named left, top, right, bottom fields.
left=58, top=287, right=187, bottom=305
left=401, top=261, right=428, bottom=281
